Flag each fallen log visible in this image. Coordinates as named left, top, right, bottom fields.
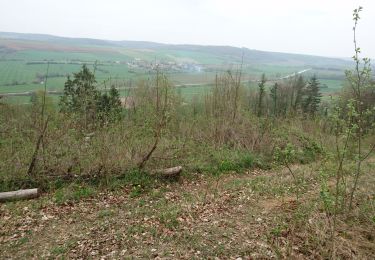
left=153, top=166, right=183, bottom=178
left=0, top=188, right=39, bottom=202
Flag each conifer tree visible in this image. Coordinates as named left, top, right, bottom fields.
left=257, top=73, right=267, bottom=117
left=60, top=65, right=122, bottom=124
left=270, top=82, right=278, bottom=116
left=303, top=75, right=321, bottom=116
left=293, top=75, right=306, bottom=112
left=60, top=64, right=99, bottom=116
left=97, top=85, right=122, bottom=122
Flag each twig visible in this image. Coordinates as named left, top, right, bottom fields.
left=27, top=116, right=50, bottom=177
left=360, top=143, right=375, bottom=162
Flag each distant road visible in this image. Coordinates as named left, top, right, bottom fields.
left=0, top=90, right=63, bottom=97
left=174, top=83, right=208, bottom=87
left=278, top=68, right=312, bottom=80
left=252, top=68, right=312, bottom=83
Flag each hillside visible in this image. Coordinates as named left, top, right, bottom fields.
left=0, top=32, right=351, bottom=98
left=0, top=31, right=353, bottom=67
left=1, top=7, right=375, bottom=259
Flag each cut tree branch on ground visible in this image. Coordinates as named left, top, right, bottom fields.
left=0, top=188, right=39, bottom=202
left=152, top=166, right=183, bottom=178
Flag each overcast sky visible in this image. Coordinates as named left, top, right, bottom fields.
left=1, top=0, right=374, bottom=58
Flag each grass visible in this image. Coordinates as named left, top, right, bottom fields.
left=319, top=79, right=345, bottom=93
left=1, top=159, right=373, bottom=258
left=54, top=183, right=97, bottom=204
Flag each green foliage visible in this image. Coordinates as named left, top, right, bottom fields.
left=54, top=183, right=96, bottom=204
left=250, top=74, right=321, bottom=118
left=257, top=73, right=267, bottom=117
left=273, top=126, right=323, bottom=165
left=97, top=85, right=122, bottom=122
left=59, top=64, right=122, bottom=126
left=274, top=143, right=296, bottom=165
left=218, top=153, right=254, bottom=172
left=274, top=143, right=306, bottom=200
left=297, top=134, right=323, bottom=163
left=292, top=75, right=306, bottom=112
left=319, top=169, right=335, bottom=214
left=270, top=83, right=278, bottom=116
left=60, top=64, right=98, bottom=115
left=303, top=75, right=322, bottom=116
left=120, top=169, right=154, bottom=188
left=325, top=6, right=375, bottom=216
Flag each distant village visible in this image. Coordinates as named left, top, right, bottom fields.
left=126, top=58, right=203, bottom=73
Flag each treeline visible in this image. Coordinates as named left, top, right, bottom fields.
left=211, top=71, right=323, bottom=119
left=0, top=80, right=27, bottom=86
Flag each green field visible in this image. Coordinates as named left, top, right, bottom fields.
left=0, top=54, right=311, bottom=94
left=319, top=79, right=346, bottom=93
left=0, top=32, right=351, bottom=103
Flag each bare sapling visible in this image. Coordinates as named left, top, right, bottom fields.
left=138, top=68, right=172, bottom=169
left=346, top=6, right=374, bottom=211
left=27, top=62, right=50, bottom=178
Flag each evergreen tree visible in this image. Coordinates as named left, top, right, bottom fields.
left=257, top=73, right=267, bottom=117
left=303, top=75, right=322, bottom=116
left=60, top=64, right=99, bottom=118
left=60, top=65, right=122, bottom=125
left=270, top=82, right=278, bottom=116
left=97, top=85, right=122, bottom=122
left=108, top=85, right=121, bottom=110
left=293, top=75, right=306, bottom=112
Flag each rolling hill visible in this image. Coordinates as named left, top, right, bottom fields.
left=0, top=31, right=353, bottom=100
left=0, top=31, right=353, bottom=67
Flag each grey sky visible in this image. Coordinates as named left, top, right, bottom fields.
left=1, top=0, right=374, bottom=58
